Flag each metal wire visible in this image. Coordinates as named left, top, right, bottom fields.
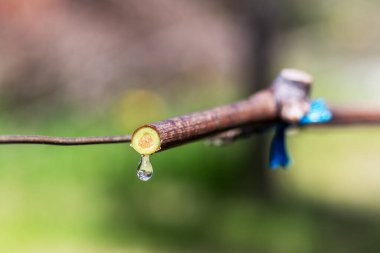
left=0, top=106, right=377, bottom=146
left=0, top=135, right=131, bottom=145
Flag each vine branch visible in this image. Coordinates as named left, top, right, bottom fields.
left=0, top=70, right=379, bottom=149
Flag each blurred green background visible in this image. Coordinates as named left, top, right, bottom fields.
left=0, top=0, right=380, bottom=252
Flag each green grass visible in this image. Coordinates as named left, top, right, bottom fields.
left=0, top=108, right=379, bottom=253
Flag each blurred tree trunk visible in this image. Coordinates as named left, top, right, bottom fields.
left=224, top=0, right=290, bottom=198
left=244, top=0, right=279, bottom=198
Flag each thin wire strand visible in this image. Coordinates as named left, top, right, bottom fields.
left=0, top=106, right=378, bottom=146
left=0, top=135, right=131, bottom=145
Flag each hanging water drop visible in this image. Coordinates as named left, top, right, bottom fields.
left=137, top=155, right=153, bottom=181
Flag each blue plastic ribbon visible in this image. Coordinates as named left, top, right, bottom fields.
left=269, top=99, right=332, bottom=170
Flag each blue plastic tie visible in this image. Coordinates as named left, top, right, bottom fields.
left=269, top=99, right=332, bottom=170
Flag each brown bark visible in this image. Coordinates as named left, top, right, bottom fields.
left=141, top=90, right=276, bottom=151
left=131, top=69, right=312, bottom=155
left=328, top=107, right=380, bottom=125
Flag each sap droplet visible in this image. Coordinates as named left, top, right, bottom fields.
left=137, top=155, right=153, bottom=181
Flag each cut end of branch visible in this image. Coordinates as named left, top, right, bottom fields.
left=131, top=126, right=161, bottom=155
left=280, top=69, right=313, bottom=85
